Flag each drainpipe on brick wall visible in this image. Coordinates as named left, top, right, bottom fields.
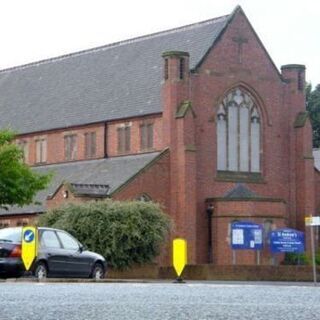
left=206, top=204, right=214, bottom=264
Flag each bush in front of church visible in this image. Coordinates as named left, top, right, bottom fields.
left=37, top=199, right=171, bottom=269
left=282, top=253, right=309, bottom=265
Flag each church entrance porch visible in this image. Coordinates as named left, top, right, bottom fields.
left=206, top=193, right=287, bottom=266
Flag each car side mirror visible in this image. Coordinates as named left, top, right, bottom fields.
left=79, top=244, right=84, bottom=253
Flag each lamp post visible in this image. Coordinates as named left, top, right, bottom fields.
left=206, top=204, right=214, bottom=263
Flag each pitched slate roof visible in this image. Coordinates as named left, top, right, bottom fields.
left=224, top=183, right=258, bottom=199
left=0, top=152, right=160, bottom=216
left=0, top=14, right=231, bottom=135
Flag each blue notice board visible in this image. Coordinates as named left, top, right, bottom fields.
left=231, top=221, right=263, bottom=250
left=270, top=228, right=305, bottom=253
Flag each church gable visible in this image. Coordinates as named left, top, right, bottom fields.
left=187, top=7, right=295, bottom=195
left=197, top=6, right=282, bottom=82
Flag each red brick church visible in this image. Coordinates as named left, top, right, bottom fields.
left=0, top=6, right=318, bottom=265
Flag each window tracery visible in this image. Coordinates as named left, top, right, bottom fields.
left=217, top=88, right=261, bottom=172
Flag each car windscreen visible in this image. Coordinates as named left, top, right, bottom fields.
left=0, top=228, right=22, bottom=243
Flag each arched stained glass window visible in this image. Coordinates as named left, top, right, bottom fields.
left=217, top=88, right=261, bottom=172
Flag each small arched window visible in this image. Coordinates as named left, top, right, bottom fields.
left=217, top=88, right=261, bottom=173
left=136, top=194, right=152, bottom=202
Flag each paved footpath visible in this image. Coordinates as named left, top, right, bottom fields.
left=0, top=281, right=319, bottom=320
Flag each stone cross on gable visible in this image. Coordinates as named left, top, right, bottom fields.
left=232, top=35, right=248, bottom=63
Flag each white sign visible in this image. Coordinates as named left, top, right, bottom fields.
left=253, top=229, right=262, bottom=244
left=305, top=216, right=320, bottom=226
left=232, top=229, right=244, bottom=245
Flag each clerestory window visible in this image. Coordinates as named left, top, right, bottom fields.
left=117, top=124, right=131, bottom=154
left=17, top=140, right=29, bottom=163
left=217, top=88, right=261, bottom=173
left=35, top=138, right=47, bottom=164
left=64, top=134, right=77, bottom=161
left=140, top=123, right=154, bottom=151
left=84, top=132, right=96, bottom=159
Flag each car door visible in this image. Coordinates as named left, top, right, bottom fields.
left=56, top=231, right=92, bottom=277
left=38, top=230, right=69, bottom=276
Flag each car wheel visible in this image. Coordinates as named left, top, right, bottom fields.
left=91, top=263, right=104, bottom=280
left=34, top=262, right=48, bottom=280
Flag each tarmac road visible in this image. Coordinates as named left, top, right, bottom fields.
left=0, top=281, right=319, bottom=320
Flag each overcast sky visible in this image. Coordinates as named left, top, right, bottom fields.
left=1, top=0, right=319, bottom=86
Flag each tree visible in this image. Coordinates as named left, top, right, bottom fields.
left=306, top=83, right=320, bottom=148
left=0, top=130, right=51, bottom=209
left=37, top=200, right=172, bottom=269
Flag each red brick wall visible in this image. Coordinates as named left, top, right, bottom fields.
left=161, top=53, right=201, bottom=263
left=113, top=151, right=170, bottom=209
left=190, top=10, right=310, bottom=263
left=0, top=214, right=37, bottom=227
left=16, top=115, right=164, bottom=167
left=160, top=8, right=314, bottom=265
left=107, top=115, right=163, bottom=157
left=17, top=123, right=106, bottom=166
left=193, top=10, right=287, bottom=202
left=113, top=151, right=171, bottom=264
left=46, top=184, right=94, bottom=210
left=108, top=263, right=320, bottom=281
left=211, top=200, right=286, bottom=265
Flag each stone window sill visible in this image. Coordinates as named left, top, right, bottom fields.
left=216, top=171, right=265, bottom=183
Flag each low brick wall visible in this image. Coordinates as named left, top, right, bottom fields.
left=108, top=264, right=159, bottom=279
left=108, top=264, right=320, bottom=282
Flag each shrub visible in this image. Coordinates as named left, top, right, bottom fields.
left=283, top=253, right=309, bottom=265
left=37, top=200, right=171, bottom=269
left=283, top=252, right=320, bottom=266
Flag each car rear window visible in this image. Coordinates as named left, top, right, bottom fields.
left=0, top=228, right=22, bottom=243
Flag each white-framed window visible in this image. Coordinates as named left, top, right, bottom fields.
left=217, top=88, right=261, bottom=173
left=35, top=138, right=47, bottom=163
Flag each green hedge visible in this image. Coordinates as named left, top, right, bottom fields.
left=37, top=200, right=171, bottom=269
left=283, top=253, right=309, bottom=265
left=283, top=252, right=320, bottom=266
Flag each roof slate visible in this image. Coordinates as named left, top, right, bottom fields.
left=0, top=15, right=230, bottom=134
left=0, top=152, right=160, bottom=216
left=224, top=183, right=258, bottom=199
